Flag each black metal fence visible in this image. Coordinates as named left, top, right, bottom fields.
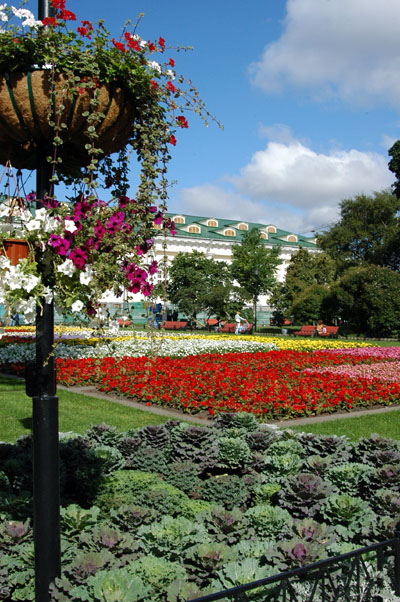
left=189, top=536, right=400, bottom=601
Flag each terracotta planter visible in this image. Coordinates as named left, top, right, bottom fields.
left=2, top=238, right=29, bottom=266
left=0, top=70, right=137, bottom=173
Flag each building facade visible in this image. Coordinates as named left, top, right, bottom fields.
left=149, top=213, right=319, bottom=307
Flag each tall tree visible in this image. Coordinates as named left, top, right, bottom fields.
left=318, top=191, right=400, bottom=273
left=166, top=251, right=234, bottom=324
left=230, top=229, right=281, bottom=331
left=323, top=265, right=400, bottom=337
left=270, top=248, right=335, bottom=322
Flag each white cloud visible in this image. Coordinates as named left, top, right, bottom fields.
left=176, top=134, right=394, bottom=235
left=250, top=0, right=400, bottom=106
left=231, top=139, right=393, bottom=207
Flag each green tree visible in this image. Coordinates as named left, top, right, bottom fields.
left=290, top=283, right=331, bottom=325
left=388, top=140, right=400, bottom=198
left=318, top=191, right=400, bottom=273
left=270, top=248, right=335, bottom=323
left=323, top=265, right=400, bottom=337
left=230, top=229, right=281, bottom=331
left=166, top=251, right=234, bottom=324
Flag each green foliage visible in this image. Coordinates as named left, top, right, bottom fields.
left=138, top=515, right=208, bottom=561
left=245, top=504, right=293, bottom=539
left=84, top=424, right=124, bottom=449
left=200, top=505, right=250, bottom=546
left=94, top=470, right=162, bottom=510
left=325, top=265, right=400, bottom=336
left=253, top=481, right=281, bottom=505
left=321, top=494, right=377, bottom=541
left=109, top=505, right=157, bottom=531
left=184, top=541, right=234, bottom=585
left=60, top=504, right=101, bottom=542
left=166, top=251, right=234, bottom=321
left=162, top=461, right=200, bottom=494
left=212, top=558, right=277, bottom=602
left=87, top=568, right=150, bottom=602
left=199, top=474, right=249, bottom=510
left=217, top=436, right=251, bottom=469
left=231, top=229, right=281, bottom=325
left=278, top=473, right=333, bottom=518
left=318, top=190, right=400, bottom=273
left=326, top=462, right=373, bottom=497
left=128, top=555, right=187, bottom=600
left=169, top=424, right=218, bottom=471
left=270, top=248, right=335, bottom=321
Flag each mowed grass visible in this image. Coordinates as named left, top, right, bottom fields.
left=0, top=376, right=173, bottom=442
left=288, top=409, right=400, bottom=441
left=1, top=374, right=400, bottom=443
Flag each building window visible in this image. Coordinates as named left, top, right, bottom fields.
left=238, top=223, right=248, bottom=230
left=267, top=225, right=276, bottom=233
left=207, top=219, right=218, bottom=227
left=287, top=235, right=298, bottom=242
left=224, top=229, right=236, bottom=236
left=174, top=216, right=185, bottom=224
left=188, top=225, right=200, bottom=234
left=260, top=232, right=267, bottom=239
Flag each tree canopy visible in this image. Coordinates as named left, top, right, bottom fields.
left=166, top=251, right=235, bottom=323
left=230, top=229, right=281, bottom=301
left=317, top=191, right=400, bottom=273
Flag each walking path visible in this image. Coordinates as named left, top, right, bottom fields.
left=59, top=383, right=400, bottom=428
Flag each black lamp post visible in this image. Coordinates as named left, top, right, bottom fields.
left=253, top=267, right=259, bottom=333
left=25, top=2, right=61, bottom=600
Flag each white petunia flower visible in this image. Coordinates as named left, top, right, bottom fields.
left=23, top=274, right=40, bottom=292
left=25, top=218, right=42, bottom=231
left=79, top=265, right=93, bottom=285
left=57, top=259, right=76, bottom=277
left=71, top=300, right=84, bottom=312
left=0, top=256, right=10, bottom=269
left=166, top=69, right=175, bottom=80
left=64, top=219, right=77, bottom=233
left=42, top=286, right=53, bottom=304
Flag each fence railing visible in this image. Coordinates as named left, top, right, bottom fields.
left=189, top=535, right=400, bottom=601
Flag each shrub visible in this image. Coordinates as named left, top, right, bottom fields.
left=169, top=425, right=218, bottom=471
left=94, top=470, right=163, bottom=510
left=216, top=436, right=251, bottom=470
left=199, top=474, right=249, bottom=510
left=245, top=504, right=293, bottom=539
left=278, top=473, right=334, bottom=518
left=127, top=554, right=188, bottom=600
left=201, top=505, right=250, bottom=546
left=84, top=423, right=124, bottom=448
left=138, top=515, right=208, bottom=562
left=162, top=461, right=201, bottom=494
left=326, top=462, right=373, bottom=497
left=127, top=446, right=168, bottom=474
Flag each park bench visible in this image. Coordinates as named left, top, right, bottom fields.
left=118, top=318, right=132, bottom=327
left=294, top=325, right=339, bottom=338
left=218, top=322, right=253, bottom=334
left=162, top=321, right=188, bottom=330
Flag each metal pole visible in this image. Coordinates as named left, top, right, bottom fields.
left=31, top=4, right=60, bottom=601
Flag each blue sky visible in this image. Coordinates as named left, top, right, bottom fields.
left=25, top=0, right=400, bottom=235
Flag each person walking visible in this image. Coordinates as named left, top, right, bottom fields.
left=235, top=310, right=247, bottom=335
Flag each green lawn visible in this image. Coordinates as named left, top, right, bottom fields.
left=287, top=410, right=400, bottom=441
left=1, top=374, right=400, bottom=443
left=0, top=376, right=173, bottom=442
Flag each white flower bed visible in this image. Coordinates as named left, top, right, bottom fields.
left=0, top=335, right=277, bottom=363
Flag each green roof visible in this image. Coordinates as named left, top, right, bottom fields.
left=160, top=213, right=317, bottom=248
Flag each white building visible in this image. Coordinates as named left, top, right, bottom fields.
left=148, top=213, right=319, bottom=307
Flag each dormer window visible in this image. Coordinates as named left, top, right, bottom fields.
left=224, top=229, right=236, bottom=236
left=267, top=225, right=276, bottom=233
left=287, top=234, right=298, bottom=242
left=188, top=225, right=200, bottom=234
left=260, top=232, right=268, bottom=240
left=238, top=223, right=248, bottom=230
left=174, top=215, right=185, bottom=224
left=207, top=219, right=218, bottom=227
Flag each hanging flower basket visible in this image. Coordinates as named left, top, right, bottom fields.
left=0, top=70, right=137, bottom=173
left=1, top=238, right=29, bottom=266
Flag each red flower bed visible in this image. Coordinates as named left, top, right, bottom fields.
left=56, top=351, right=400, bottom=419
